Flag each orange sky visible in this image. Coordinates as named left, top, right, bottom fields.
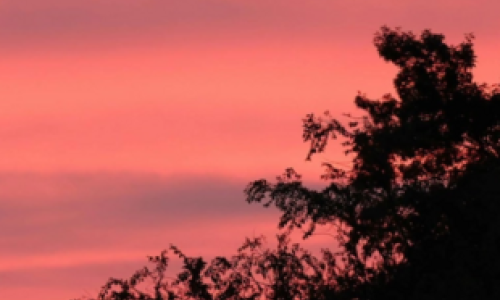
left=1, top=1, right=499, bottom=299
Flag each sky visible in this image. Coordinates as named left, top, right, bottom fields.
left=1, top=1, right=499, bottom=299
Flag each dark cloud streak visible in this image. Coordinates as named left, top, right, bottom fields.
left=1, top=0, right=497, bottom=54
left=0, top=172, right=280, bottom=256
left=0, top=1, right=363, bottom=52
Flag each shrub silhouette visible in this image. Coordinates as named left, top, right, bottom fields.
left=73, top=26, right=500, bottom=300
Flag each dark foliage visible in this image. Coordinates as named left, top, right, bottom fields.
left=73, top=27, right=500, bottom=300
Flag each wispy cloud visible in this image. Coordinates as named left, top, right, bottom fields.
left=2, top=0, right=497, bottom=52
left=0, top=172, right=280, bottom=262
left=0, top=172, right=333, bottom=299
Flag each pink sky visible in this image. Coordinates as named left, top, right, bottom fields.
left=1, top=1, right=499, bottom=299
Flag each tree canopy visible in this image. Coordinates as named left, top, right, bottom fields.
left=74, top=26, right=500, bottom=300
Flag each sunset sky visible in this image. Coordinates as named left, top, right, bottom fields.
left=1, top=1, right=499, bottom=299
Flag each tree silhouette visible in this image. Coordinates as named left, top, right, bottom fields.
left=246, top=26, right=500, bottom=299
left=73, top=26, right=500, bottom=300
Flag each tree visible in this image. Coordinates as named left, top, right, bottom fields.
left=246, top=26, right=500, bottom=299
left=74, top=26, right=500, bottom=300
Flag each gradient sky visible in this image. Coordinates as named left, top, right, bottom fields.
left=1, top=1, right=499, bottom=299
